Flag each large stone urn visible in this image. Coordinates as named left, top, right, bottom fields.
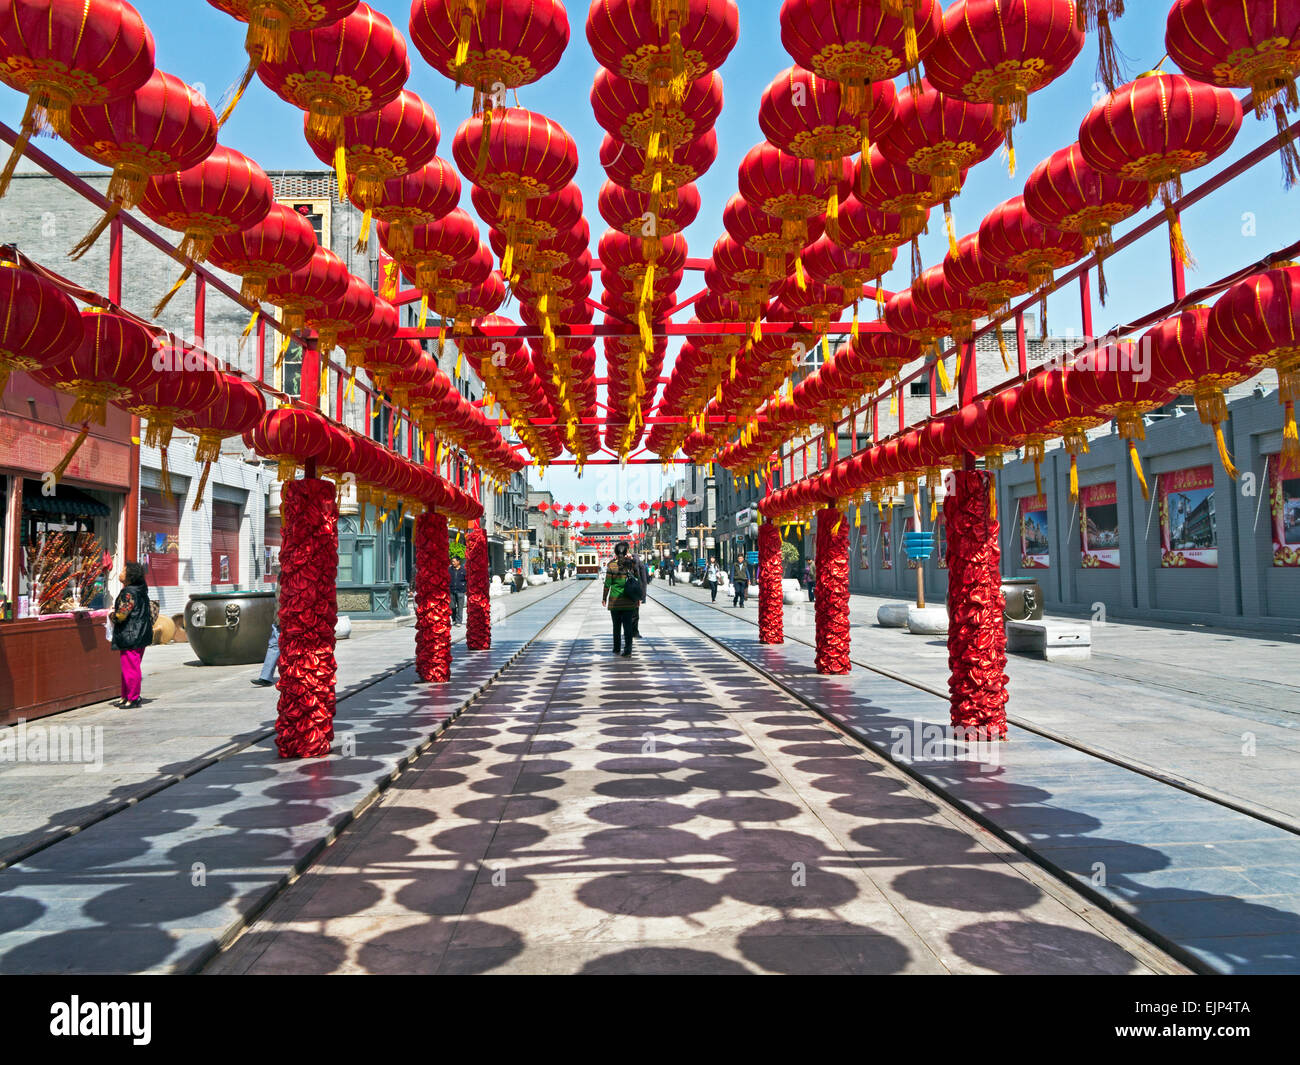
left=1000, top=577, right=1044, bottom=622
left=185, top=591, right=277, bottom=666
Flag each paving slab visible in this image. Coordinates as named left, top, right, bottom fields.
left=651, top=584, right=1300, bottom=975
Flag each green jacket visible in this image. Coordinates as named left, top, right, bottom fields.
left=603, top=558, right=640, bottom=610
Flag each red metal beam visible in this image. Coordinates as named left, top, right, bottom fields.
left=398, top=319, right=890, bottom=340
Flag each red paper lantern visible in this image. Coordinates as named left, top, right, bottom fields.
left=452, top=107, right=577, bottom=218
left=174, top=372, right=265, bottom=503
left=828, top=193, right=917, bottom=278
left=1078, top=71, right=1242, bottom=264
left=309, top=274, right=377, bottom=355
left=943, top=232, right=1029, bottom=316
left=245, top=407, right=331, bottom=480
left=0, top=257, right=84, bottom=396
left=339, top=296, right=398, bottom=368
left=1206, top=262, right=1300, bottom=465
left=209, top=202, right=319, bottom=303
left=264, top=247, right=351, bottom=334
left=411, top=0, right=568, bottom=96
left=856, top=146, right=955, bottom=267
left=978, top=194, right=1088, bottom=291
left=759, top=65, right=896, bottom=185
left=1144, top=305, right=1256, bottom=477
left=599, top=180, right=701, bottom=239
left=65, top=70, right=217, bottom=256
left=125, top=339, right=224, bottom=449
left=1166, top=0, right=1300, bottom=185
left=912, top=262, right=985, bottom=345
left=362, top=158, right=461, bottom=261
left=723, top=192, right=825, bottom=284
left=304, top=88, right=439, bottom=224
left=139, top=145, right=274, bottom=299
left=737, top=141, right=853, bottom=249
left=923, top=0, right=1083, bottom=170
left=36, top=308, right=155, bottom=425
left=0, top=0, right=155, bottom=197
left=600, top=129, right=717, bottom=206
left=364, top=337, right=424, bottom=392
left=779, top=0, right=942, bottom=105
left=1022, top=141, right=1149, bottom=300
left=590, top=68, right=723, bottom=168
left=257, top=2, right=408, bottom=147
left=381, top=207, right=480, bottom=294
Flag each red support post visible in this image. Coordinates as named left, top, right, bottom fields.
left=758, top=522, right=783, bottom=645
left=1015, top=312, right=1028, bottom=376
left=256, top=317, right=266, bottom=383
left=194, top=274, right=206, bottom=340
left=300, top=335, right=319, bottom=408
left=415, top=512, right=452, bottom=682
left=814, top=506, right=850, bottom=674
left=466, top=523, right=490, bottom=650
left=1079, top=268, right=1094, bottom=339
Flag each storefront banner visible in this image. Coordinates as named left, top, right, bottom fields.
left=1160, top=465, right=1218, bottom=568
left=1271, top=453, right=1300, bottom=567
left=1019, top=494, right=1051, bottom=569
left=1079, top=482, right=1120, bottom=569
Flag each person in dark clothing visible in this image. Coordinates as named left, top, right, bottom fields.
left=111, top=561, right=152, bottom=709
left=602, top=542, right=641, bottom=657
left=449, top=557, right=467, bottom=625
left=252, top=568, right=281, bottom=687
left=803, top=561, right=816, bottom=602
left=731, top=558, right=750, bottom=607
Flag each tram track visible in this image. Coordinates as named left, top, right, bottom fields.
left=650, top=584, right=1300, bottom=839
left=0, top=578, right=582, bottom=875
left=646, top=585, right=1293, bottom=976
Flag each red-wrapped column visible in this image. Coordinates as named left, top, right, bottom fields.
left=276, top=478, right=338, bottom=759
left=946, top=469, right=1009, bottom=739
left=466, top=523, right=491, bottom=650
left=814, top=506, right=850, bottom=674
left=415, top=512, right=452, bottom=682
left=758, top=522, right=784, bottom=644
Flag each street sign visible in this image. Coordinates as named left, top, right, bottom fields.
left=746, top=551, right=759, bottom=565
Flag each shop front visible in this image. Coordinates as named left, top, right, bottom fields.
left=1, top=371, right=135, bottom=724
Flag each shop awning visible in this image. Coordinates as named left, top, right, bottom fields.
left=22, top=483, right=110, bottom=517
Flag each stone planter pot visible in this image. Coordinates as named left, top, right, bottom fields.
left=1001, top=577, right=1044, bottom=622
left=185, top=591, right=276, bottom=666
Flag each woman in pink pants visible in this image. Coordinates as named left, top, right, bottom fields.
left=111, top=561, right=152, bottom=709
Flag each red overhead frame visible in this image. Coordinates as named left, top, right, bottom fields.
left=774, top=98, right=1300, bottom=490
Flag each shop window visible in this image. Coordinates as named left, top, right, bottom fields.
left=212, top=502, right=241, bottom=586
left=17, top=480, right=113, bottom=615
left=140, top=488, right=183, bottom=586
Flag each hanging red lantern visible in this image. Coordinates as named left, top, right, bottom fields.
left=1021, top=141, right=1149, bottom=302
left=208, top=202, right=319, bottom=303
left=912, top=262, right=985, bottom=345
left=411, top=0, right=568, bottom=99
left=1019, top=362, right=1110, bottom=502
left=36, top=308, right=155, bottom=425
left=877, top=79, right=1001, bottom=253
left=452, top=107, right=577, bottom=217
left=304, top=88, right=439, bottom=244
left=759, top=65, right=896, bottom=186
left=207, top=0, right=359, bottom=120
left=362, top=158, right=461, bottom=263
left=600, top=129, right=718, bottom=208
left=449, top=271, right=507, bottom=335
left=418, top=240, right=495, bottom=323
left=245, top=407, right=332, bottom=481
left=174, top=372, right=265, bottom=506
left=65, top=70, right=218, bottom=257
left=0, top=0, right=155, bottom=197
left=364, top=337, right=424, bottom=393
left=125, top=340, right=224, bottom=449
left=978, top=194, right=1088, bottom=292
left=384, top=354, right=438, bottom=409
left=0, top=256, right=84, bottom=396
left=943, top=232, right=1029, bottom=316
left=140, top=145, right=274, bottom=314
left=381, top=207, right=480, bottom=304
left=1144, top=305, right=1254, bottom=478
left=308, top=274, right=377, bottom=355
left=264, top=247, right=351, bottom=335
left=1079, top=71, right=1242, bottom=265
left=723, top=192, right=825, bottom=287
left=591, top=68, right=723, bottom=171
left=599, top=180, right=701, bottom=240
left=737, top=141, right=853, bottom=249
left=587, top=0, right=738, bottom=106
left=856, top=146, right=955, bottom=280
left=827, top=192, right=915, bottom=284
left=923, top=0, right=1083, bottom=172
left=1060, top=338, right=1175, bottom=499
left=884, top=286, right=948, bottom=358
left=1207, top=262, right=1300, bottom=465
left=339, top=296, right=399, bottom=369
left=1166, top=0, right=1300, bottom=184
left=779, top=0, right=942, bottom=106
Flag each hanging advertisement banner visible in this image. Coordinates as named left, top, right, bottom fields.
left=1019, top=493, right=1051, bottom=569
left=1079, top=482, right=1120, bottom=569
left=880, top=524, right=892, bottom=571
left=1271, top=453, right=1300, bottom=567
left=857, top=526, right=870, bottom=571
left=1160, top=465, right=1218, bottom=568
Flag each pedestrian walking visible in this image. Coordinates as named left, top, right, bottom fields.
left=705, top=559, right=720, bottom=603
left=731, top=557, right=750, bottom=607
left=633, top=552, right=650, bottom=636
left=668, top=561, right=677, bottom=586
left=110, top=561, right=152, bottom=709
left=449, top=556, right=466, bottom=625
left=602, top=541, right=642, bottom=658
left=252, top=568, right=281, bottom=687
left=803, top=561, right=816, bottom=602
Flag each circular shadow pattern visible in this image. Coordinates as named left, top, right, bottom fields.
left=593, top=777, right=693, bottom=799
left=720, top=867, right=862, bottom=910
left=580, top=947, right=750, bottom=975
left=947, top=919, right=1144, bottom=975
left=737, top=919, right=913, bottom=975
left=587, top=800, right=698, bottom=828
left=891, top=867, right=1043, bottom=912
left=695, top=797, right=802, bottom=823
left=575, top=872, right=724, bottom=917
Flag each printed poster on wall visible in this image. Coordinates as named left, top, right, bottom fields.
left=857, top=527, right=870, bottom=570
left=1271, top=453, right=1300, bottom=566
left=1019, top=494, right=1051, bottom=569
left=935, top=511, right=948, bottom=569
left=1160, top=464, right=1217, bottom=568
left=1079, top=482, right=1120, bottom=569
left=880, top=525, right=892, bottom=570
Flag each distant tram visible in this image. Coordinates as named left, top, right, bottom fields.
left=575, top=542, right=615, bottom=579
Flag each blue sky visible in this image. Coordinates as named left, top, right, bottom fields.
left=3, top=1, right=1295, bottom=507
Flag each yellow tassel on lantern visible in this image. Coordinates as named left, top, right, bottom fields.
left=455, top=350, right=463, bottom=378
left=851, top=301, right=860, bottom=340
left=1128, top=439, right=1151, bottom=501
left=1069, top=453, right=1080, bottom=503
left=935, top=357, right=952, bottom=395
left=419, top=294, right=430, bottom=330
left=333, top=142, right=348, bottom=203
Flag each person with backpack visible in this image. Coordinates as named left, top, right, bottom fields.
left=110, top=561, right=152, bottom=709
left=705, top=559, right=720, bottom=603
left=602, top=541, right=642, bottom=657
left=731, top=557, right=750, bottom=607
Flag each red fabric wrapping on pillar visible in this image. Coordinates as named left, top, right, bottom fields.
left=758, top=523, right=784, bottom=645
left=275, top=478, right=338, bottom=758
left=814, top=506, right=850, bottom=674
left=415, top=512, right=452, bottom=682
left=466, top=524, right=491, bottom=650
left=945, top=469, right=1009, bottom=740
